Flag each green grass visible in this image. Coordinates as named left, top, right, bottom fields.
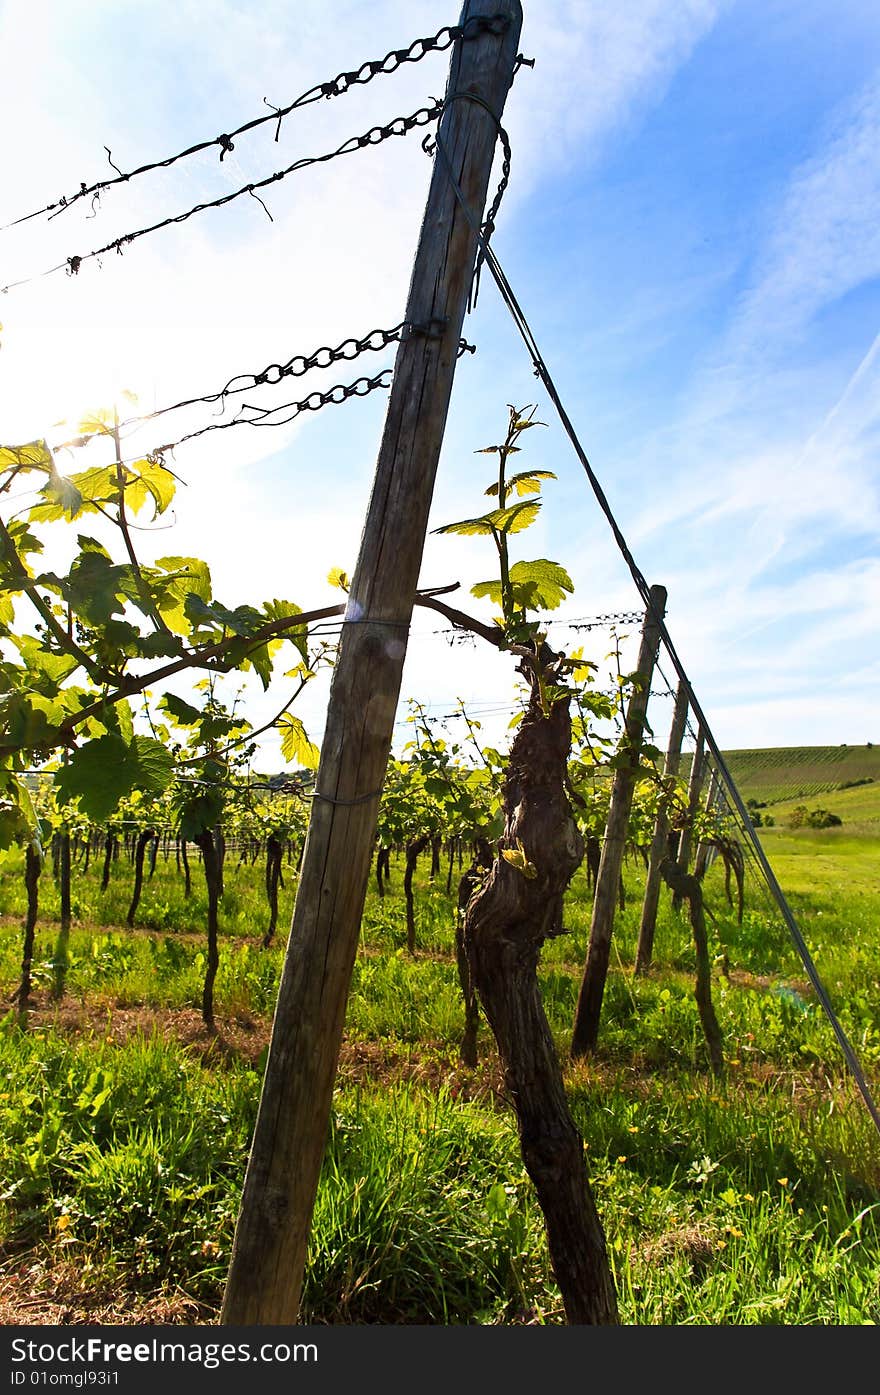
left=0, top=812, right=879, bottom=1325
left=1, top=1015, right=877, bottom=1324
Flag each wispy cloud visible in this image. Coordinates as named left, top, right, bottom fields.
left=728, top=78, right=880, bottom=358
left=625, top=69, right=880, bottom=579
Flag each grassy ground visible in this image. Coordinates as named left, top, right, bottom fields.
left=0, top=816, right=878, bottom=1325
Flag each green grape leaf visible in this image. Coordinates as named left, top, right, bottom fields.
left=242, top=640, right=274, bottom=691
left=508, top=558, right=573, bottom=610
left=278, top=714, right=320, bottom=770
left=0, top=440, right=53, bottom=473
left=484, top=470, right=556, bottom=498
left=124, top=458, right=176, bottom=517
left=55, top=734, right=174, bottom=822
left=501, top=844, right=537, bottom=879
left=0, top=799, right=34, bottom=849
left=14, top=635, right=79, bottom=690
left=432, top=514, right=497, bottom=538
left=490, top=500, right=541, bottom=534
left=471, top=560, right=573, bottom=614
left=154, top=556, right=212, bottom=634
left=433, top=499, right=541, bottom=538
left=470, top=577, right=503, bottom=606
left=76, top=409, right=113, bottom=435
left=184, top=595, right=264, bottom=638
left=2, top=693, right=65, bottom=749
left=67, top=548, right=127, bottom=626
left=263, top=598, right=308, bottom=664
left=38, top=467, right=84, bottom=520
left=138, top=631, right=186, bottom=659
left=160, top=693, right=202, bottom=727
left=176, top=785, right=226, bottom=840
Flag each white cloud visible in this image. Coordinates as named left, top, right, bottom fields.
left=506, top=0, right=726, bottom=188
left=729, top=78, right=880, bottom=356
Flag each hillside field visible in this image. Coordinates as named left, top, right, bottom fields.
left=718, top=744, right=880, bottom=809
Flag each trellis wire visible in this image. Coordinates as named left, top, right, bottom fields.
left=1, top=15, right=512, bottom=233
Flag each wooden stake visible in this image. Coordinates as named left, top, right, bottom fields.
left=693, top=766, right=720, bottom=881
left=220, top=0, right=523, bottom=1325
left=634, top=678, right=688, bottom=975
left=673, top=727, right=706, bottom=909
left=571, top=585, right=666, bottom=1058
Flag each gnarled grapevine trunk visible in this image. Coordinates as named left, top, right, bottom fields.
left=101, top=832, right=115, bottom=892
left=51, top=831, right=72, bottom=1002
left=660, top=856, right=724, bottom=1074
left=16, top=844, right=41, bottom=1012
left=262, top=835, right=284, bottom=949
left=584, top=834, right=601, bottom=893
left=375, top=845, right=391, bottom=898
left=180, top=837, right=192, bottom=899
left=404, top=835, right=429, bottom=954
left=571, top=585, right=666, bottom=1058
left=635, top=680, right=689, bottom=976
left=462, top=669, right=618, bottom=1324
left=455, top=837, right=494, bottom=1068
left=195, top=830, right=222, bottom=1031
left=126, top=828, right=155, bottom=928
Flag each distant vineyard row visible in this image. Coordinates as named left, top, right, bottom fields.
left=686, top=744, right=880, bottom=806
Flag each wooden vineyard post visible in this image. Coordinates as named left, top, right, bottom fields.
left=571, top=585, right=667, bottom=1058
left=673, top=727, right=706, bottom=909
left=634, top=678, right=688, bottom=975
left=220, top=0, right=523, bottom=1326
left=693, top=767, right=720, bottom=881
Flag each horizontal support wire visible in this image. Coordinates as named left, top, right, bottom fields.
left=2, top=14, right=511, bottom=233
left=432, top=123, right=880, bottom=1139
left=49, top=322, right=475, bottom=461
left=2, top=100, right=443, bottom=296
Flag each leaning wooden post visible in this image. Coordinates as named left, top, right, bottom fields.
left=220, top=0, right=523, bottom=1326
left=571, top=584, right=666, bottom=1058
left=633, top=677, right=688, bottom=976
left=693, top=766, right=720, bottom=881
left=672, top=727, right=705, bottom=910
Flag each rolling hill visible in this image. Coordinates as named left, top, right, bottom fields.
left=718, top=744, right=880, bottom=807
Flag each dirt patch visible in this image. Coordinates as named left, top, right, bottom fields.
left=8, top=992, right=511, bottom=1099
left=0, top=1254, right=215, bottom=1327
left=12, top=996, right=271, bottom=1068
left=727, top=968, right=814, bottom=999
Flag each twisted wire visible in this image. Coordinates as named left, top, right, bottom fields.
left=1, top=14, right=511, bottom=234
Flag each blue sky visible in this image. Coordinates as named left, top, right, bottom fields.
left=1, top=0, right=878, bottom=764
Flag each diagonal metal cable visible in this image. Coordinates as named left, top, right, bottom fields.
left=1, top=14, right=512, bottom=234
left=432, top=123, right=880, bottom=1140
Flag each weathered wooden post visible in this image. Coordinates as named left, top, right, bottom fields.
left=673, top=727, right=705, bottom=910
left=571, top=584, right=666, bottom=1058
left=220, top=0, right=523, bottom=1325
left=693, top=766, right=720, bottom=881
left=633, top=678, right=688, bottom=975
